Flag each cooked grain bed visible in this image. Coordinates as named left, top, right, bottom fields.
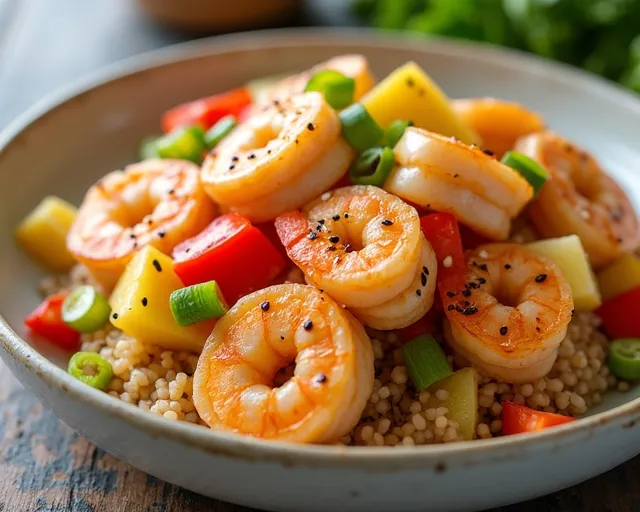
left=41, top=263, right=624, bottom=446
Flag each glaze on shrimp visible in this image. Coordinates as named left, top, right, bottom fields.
left=192, top=284, right=374, bottom=443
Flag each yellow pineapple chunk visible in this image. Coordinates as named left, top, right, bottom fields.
left=361, top=61, right=479, bottom=145
left=15, top=196, right=77, bottom=272
left=427, top=368, right=478, bottom=441
left=597, top=252, right=640, bottom=300
left=109, top=246, right=213, bottom=353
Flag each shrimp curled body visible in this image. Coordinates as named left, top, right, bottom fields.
left=516, top=131, right=640, bottom=269
left=193, top=284, right=374, bottom=444
left=443, top=244, right=573, bottom=384
left=201, top=92, right=354, bottom=223
left=67, top=159, right=216, bottom=290
left=276, top=186, right=437, bottom=330
left=385, top=127, right=534, bottom=241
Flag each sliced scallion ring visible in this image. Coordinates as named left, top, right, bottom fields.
left=170, top=281, right=229, bottom=327
left=402, top=334, right=453, bottom=391
left=608, top=338, right=640, bottom=380
left=382, top=120, right=413, bottom=148
left=348, top=146, right=396, bottom=187
left=204, top=115, right=237, bottom=149
left=68, top=352, right=113, bottom=390
left=155, top=125, right=206, bottom=163
left=304, top=70, right=356, bottom=110
left=62, top=285, right=111, bottom=333
left=139, top=135, right=161, bottom=160
left=338, top=103, right=384, bottom=153
left=501, top=151, right=548, bottom=196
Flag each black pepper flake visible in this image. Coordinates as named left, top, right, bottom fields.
left=303, top=320, right=313, bottom=331
left=307, top=123, right=315, bottom=131
left=478, top=277, right=486, bottom=284
left=381, top=219, right=393, bottom=226
left=315, top=373, right=327, bottom=384
left=447, top=305, right=455, bottom=311
left=142, top=297, right=148, bottom=307
left=158, top=231, right=166, bottom=238
left=504, top=264, right=511, bottom=270
left=327, top=246, right=337, bottom=252
left=248, top=153, right=256, bottom=159
left=129, top=233, right=136, bottom=239
left=329, top=236, right=340, bottom=244
left=308, top=231, right=317, bottom=240
left=416, top=289, right=422, bottom=296
left=421, top=273, right=427, bottom=286
left=112, top=313, right=119, bottom=319
left=332, top=214, right=341, bottom=221
left=446, top=291, right=456, bottom=298
left=423, top=266, right=429, bottom=275
left=535, top=273, right=547, bottom=283
left=499, top=326, right=508, bottom=336
left=344, top=213, right=349, bottom=218
left=462, top=289, right=471, bottom=297
left=152, top=260, right=162, bottom=272
left=185, top=248, right=191, bottom=253
left=482, top=149, right=495, bottom=156
left=229, top=165, right=235, bottom=170
left=231, top=156, right=239, bottom=162
left=260, top=301, right=270, bottom=312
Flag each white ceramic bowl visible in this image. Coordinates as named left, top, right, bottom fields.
left=2, top=29, right=640, bottom=512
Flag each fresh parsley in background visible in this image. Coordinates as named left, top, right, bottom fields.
left=352, top=0, right=640, bottom=93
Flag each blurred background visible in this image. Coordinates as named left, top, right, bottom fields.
left=2, top=0, right=639, bottom=135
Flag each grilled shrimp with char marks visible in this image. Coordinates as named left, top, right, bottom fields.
left=193, top=284, right=374, bottom=444
left=385, top=127, right=534, bottom=240
left=275, top=186, right=437, bottom=330
left=452, top=98, right=544, bottom=159
left=67, top=159, right=216, bottom=290
left=201, top=92, right=354, bottom=222
left=443, top=243, right=573, bottom=384
left=516, top=131, right=640, bottom=269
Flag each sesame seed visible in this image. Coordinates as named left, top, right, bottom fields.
left=482, top=149, right=495, bottom=156
left=308, top=231, right=317, bottom=240
left=446, top=291, right=456, bottom=298
left=443, top=256, right=453, bottom=268
left=423, top=266, right=429, bottom=275
left=112, top=313, right=119, bottom=319
left=500, top=326, right=508, bottom=336
left=315, top=373, right=327, bottom=384
left=303, top=320, right=313, bottom=331
left=260, top=301, right=270, bottom=312
left=307, top=123, right=315, bottom=131
left=231, top=156, right=239, bottom=162
left=157, top=231, right=166, bottom=238
left=479, top=250, right=489, bottom=258
left=535, top=274, right=547, bottom=283
left=248, top=153, right=256, bottom=159
left=229, top=165, right=235, bottom=170
left=329, top=236, right=340, bottom=244
left=421, top=273, right=427, bottom=286
left=416, top=289, right=422, bottom=296
left=381, top=219, right=393, bottom=226
left=142, top=297, right=148, bottom=307
left=447, top=305, right=455, bottom=311
left=504, top=264, right=511, bottom=270
left=344, top=213, right=349, bottom=218
left=152, top=260, right=162, bottom=272
left=332, top=215, right=340, bottom=221
left=321, top=192, right=331, bottom=201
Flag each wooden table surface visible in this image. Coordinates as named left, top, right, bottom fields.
left=1, top=1, right=639, bottom=510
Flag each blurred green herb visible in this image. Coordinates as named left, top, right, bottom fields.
left=352, top=0, right=640, bottom=93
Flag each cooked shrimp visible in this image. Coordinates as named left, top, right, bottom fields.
left=192, top=284, right=374, bottom=443
left=385, top=127, right=534, bottom=240
left=275, top=185, right=437, bottom=330
left=442, top=244, right=573, bottom=384
left=201, top=92, right=354, bottom=222
left=516, top=131, right=640, bottom=269
left=261, top=54, right=375, bottom=106
left=67, top=159, right=216, bottom=290
left=452, top=98, right=544, bottom=159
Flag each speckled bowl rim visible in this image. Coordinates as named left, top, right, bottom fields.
left=2, top=28, right=640, bottom=470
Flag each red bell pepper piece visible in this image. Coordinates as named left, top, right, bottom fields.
left=161, top=87, right=252, bottom=132
left=502, top=401, right=575, bottom=435
left=458, top=224, right=491, bottom=251
left=172, top=214, right=286, bottom=304
left=419, top=213, right=466, bottom=291
left=24, top=293, right=80, bottom=350
left=596, top=285, right=640, bottom=339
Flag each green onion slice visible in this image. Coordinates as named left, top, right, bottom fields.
left=382, top=120, right=413, bottom=148
left=304, top=70, right=356, bottom=110
left=338, top=103, right=384, bottom=153
left=501, top=151, right=548, bottom=196
left=62, top=285, right=111, bottom=333
left=155, top=126, right=206, bottom=164
left=402, top=334, right=453, bottom=391
left=68, top=352, right=114, bottom=390
left=139, top=135, right=161, bottom=160
left=608, top=338, right=640, bottom=380
left=348, top=146, right=396, bottom=187
left=170, top=281, right=229, bottom=327
left=204, top=115, right=237, bottom=149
